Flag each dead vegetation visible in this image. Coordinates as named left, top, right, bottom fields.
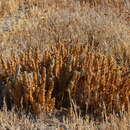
left=0, top=43, right=130, bottom=119
left=0, top=0, right=130, bottom=129
left=0, top=0, right=129, bottom=66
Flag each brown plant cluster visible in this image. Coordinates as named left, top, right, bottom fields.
left=0, top=43, right=130, bottom=117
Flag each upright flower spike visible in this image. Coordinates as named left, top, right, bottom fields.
left=1, top=57, right=8, bottom=75
left=54, top=56, right=60, bottom=78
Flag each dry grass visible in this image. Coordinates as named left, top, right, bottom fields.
left=0, top=107, right=130, bottom=130
left=0, top=0, right=130, bottom=129
left=0, top=0, right=129, bottom=65
left=78, top=0, right=130, bottom=8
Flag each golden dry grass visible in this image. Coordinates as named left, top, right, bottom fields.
left=0, top=0, right=129, bottom=65
left=0, top=0, right=130, bottom=129
left=1, top=108, right=130, bottom=130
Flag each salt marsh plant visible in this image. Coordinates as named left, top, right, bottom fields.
left=0, top=43, right=130, bottom=118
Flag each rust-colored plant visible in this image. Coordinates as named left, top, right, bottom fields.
left=0, top=43, right=130, bottom=118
